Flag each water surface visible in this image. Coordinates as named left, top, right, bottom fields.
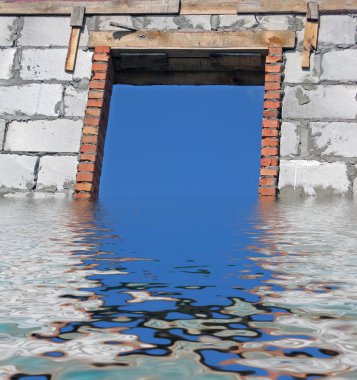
left=1, top=196, right=357, bottom=379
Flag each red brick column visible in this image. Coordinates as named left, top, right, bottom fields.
left=259, top=47, right=283, bottom=197
left=75, top=46, right=114, bottom=200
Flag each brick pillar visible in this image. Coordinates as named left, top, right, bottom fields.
left=75, top=46, right=114, bottom=200
left=259, top=47, right=283, bottom=197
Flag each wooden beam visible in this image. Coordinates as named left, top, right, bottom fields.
left=65, top=26, right=81, bottom=71
left=65, top=6, right=85, bottom=72
left=302, top=2, right=319, bottom=69
left=2, top=0, right=356, bottom=14
left=89, top=30, right=296, bottom=50
left=180, top=0, right=357, bottom=14
left=0, top=0, right=180, bottom=15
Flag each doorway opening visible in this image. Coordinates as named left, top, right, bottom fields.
left=75, top=46, right=283, bottom=199
left=100, top=85, right=264, bottom=199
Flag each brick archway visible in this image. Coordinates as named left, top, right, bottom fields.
left=74, top=46, right=283, bottom=200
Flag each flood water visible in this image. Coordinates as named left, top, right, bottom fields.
left=1, top=196, right=357, bottom=379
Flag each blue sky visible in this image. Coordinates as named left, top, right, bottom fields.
left=101, top=85, right=264, bottom=199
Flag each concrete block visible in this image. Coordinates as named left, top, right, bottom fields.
left=20, top=48, right=92, bottom=81
left=64, top=86, right=88, bottom=117
left=5, top=119, right=82, bottom=153
left=0, top=48, right=16, bottom=80
left=173, top=15, right=211, bottom=30
left=321, top=50, right=357, bottom=82
left=138, top=16, right=179, bottom=30
left=0, top=84, right=62, bottom=116
left=319, top=16, right=356, bottom=46
left=37, top=155, right=78, bottom=191
left=284, top=51, right=319, bottom=83
left=279, top=160, right=350, bottom=195
left=0, top=119, right=5, bottom=149
left=18, top=16, right=88, bottom=47
left=310, top=122, right=357, bottom=158
left=0, top=17, right=16, bottom=46
left=256, top=15, right=290, bottom=30
left=280, top=122, right=300, bottom=156
left=216, top=15, right=257, bottom=30
left=96, top=15, right=135, bottom=30
left=0, top=154, right=37, bottom=190
left=282, top=85, right=357, bottom=120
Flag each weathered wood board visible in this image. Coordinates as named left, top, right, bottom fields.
left=89, top=30, right=296, bottom=51
left=180, top=0, right=357, bottom=14
left=1, top=0, right=356, bottom=14
left=0, top=0, right=180, bottom=14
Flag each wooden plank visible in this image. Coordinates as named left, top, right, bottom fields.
left=65, top=26, right=81, bottom=71
left=2, top=0, right=357, bottom=14
left=180, top=0, right=238, bottom=14
left=0, top=0, right=180, bottom=15
left=89, top=30, right=296, bottom=50
left=180, top=0, right=357, bottom=14
left=115, top=71, right=264, bottom=85
left=302, top=20, right=319, bottom=68
left=70, top=5, right=85, bottom=26
left=307, top=1, right=319, bottom=20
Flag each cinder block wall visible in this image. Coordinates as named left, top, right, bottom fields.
left=0, top=14, right=356, bottom=197
left=280, top=15, right=357, bottom=197
left=0, top=16, right=93, bottom=195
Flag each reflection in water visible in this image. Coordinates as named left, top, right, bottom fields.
left=1, top=196, right=357, bottom=379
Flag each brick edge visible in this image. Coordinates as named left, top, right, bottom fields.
left=74, top=46, right=114, bottom=200
left=259, top=47, right=283, bottom=197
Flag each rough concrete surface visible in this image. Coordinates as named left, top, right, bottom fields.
left=0, top=48, right=16, bottom=80
left=0, top=84, right=63, bottom=116
left=20, top=48, right=93, bottom=81
left=282, top=85, right=357, bottom=120
left=18, top=16, right=89, bottom=47
left=0, top=154, right=37, bottom=190
left=64, top=87, right=89, bottom=117
left=284, top=51, right=319, bottom=84
left=310, top=122, right=357, bottom=158
left=318, top=15, right=356, bottom=46
left=37, top=156, right=78, bottom=191
left=280, top=122, right=300, bottom=157
left=0, top=17, right=17, bottom=46
left=321, top=50, right=357, bottom=82
left=5, top=119, right=83, bottom=153
left=279, top=160, right=350, bottom=196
